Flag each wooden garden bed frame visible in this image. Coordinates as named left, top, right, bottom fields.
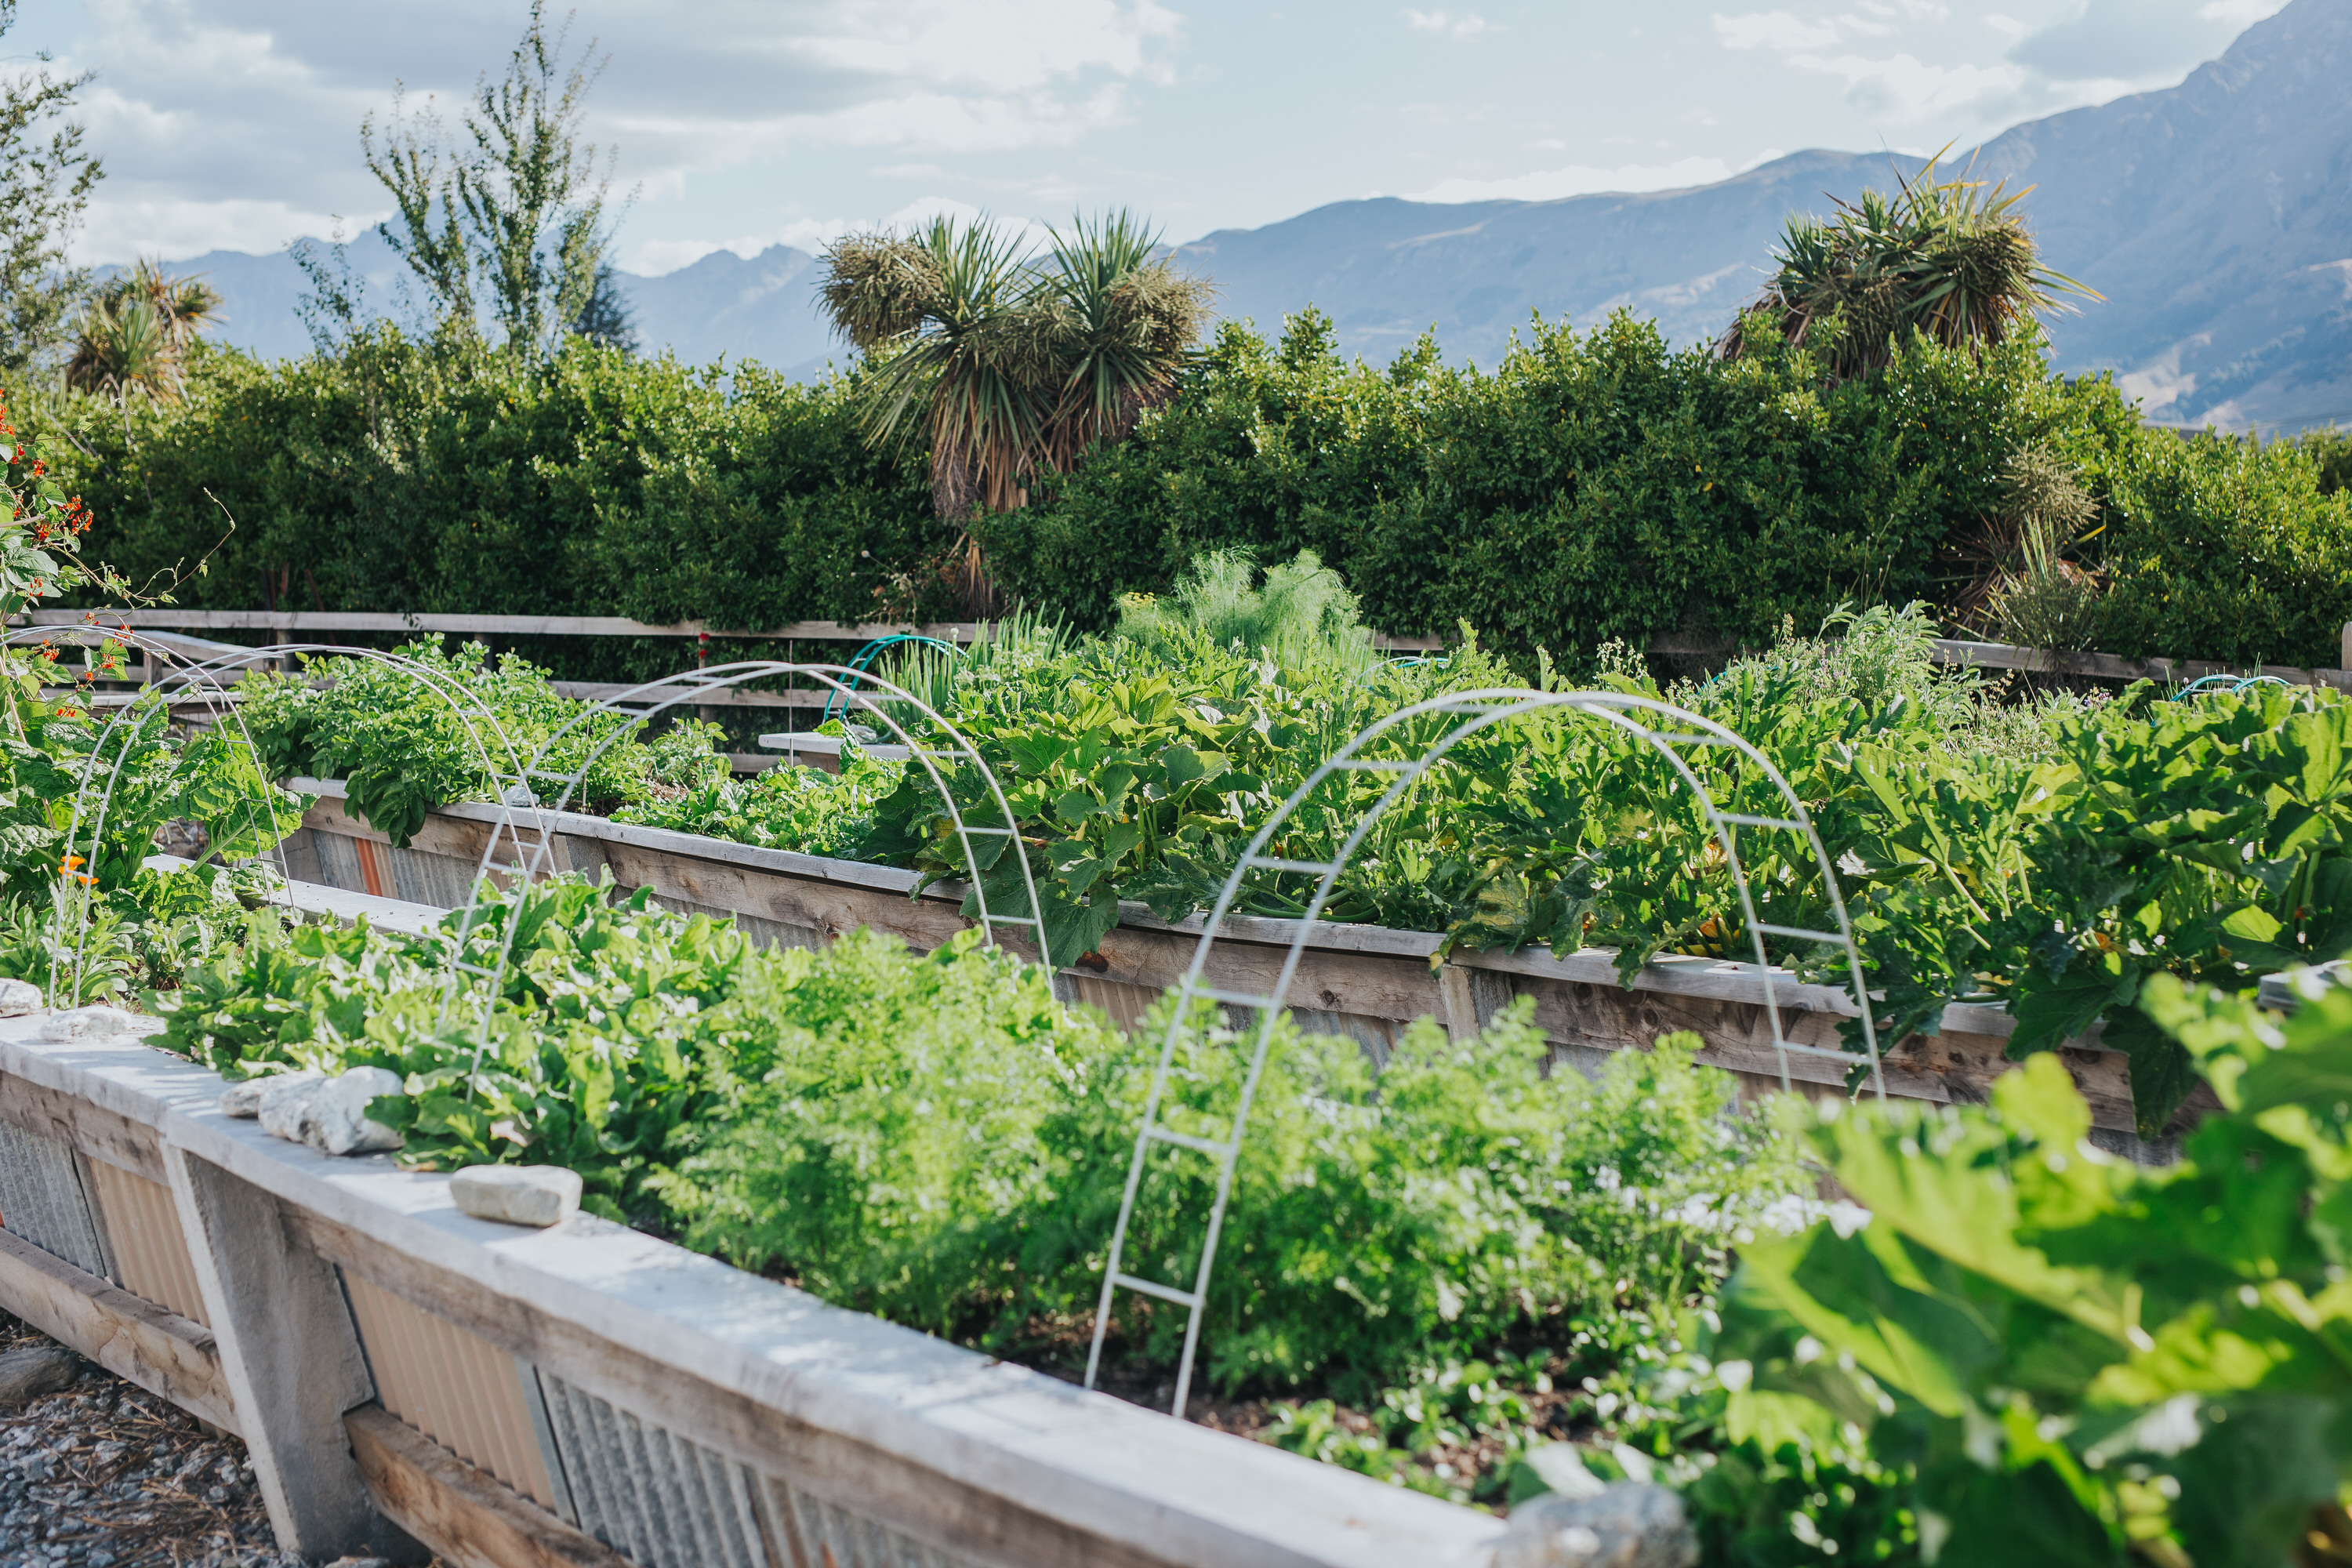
left=0, top=1013, right=1502, bottom=1567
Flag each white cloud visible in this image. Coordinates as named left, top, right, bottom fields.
left=56, top=0, right=1185, bottom=265
left=1787, top=50, right=2026, bottom=117
left=794, top=0, right=1181, bottom=91
left=2198, top=0, right=2285, bottom=23
left=1403, top=9, right=1491, bottom=39
left=80, top=198, right=386, bottom=264
left=1405, top=156, right=1735, bottom=204
left=1713, top=11, right=1844, bottom=51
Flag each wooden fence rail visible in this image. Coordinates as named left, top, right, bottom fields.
left=10, top=608, right=1449, bottom=652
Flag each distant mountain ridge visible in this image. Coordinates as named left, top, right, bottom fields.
left=1178, top=0, right=2352, bottom=430
left=1170, top=149, right=1928, bottom=371
left=158, top=231, right=840, bottom=378
left=147, top=0, right=2352, bottom=430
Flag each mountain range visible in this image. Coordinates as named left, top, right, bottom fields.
left=151, top=0, right=2352, bottom=430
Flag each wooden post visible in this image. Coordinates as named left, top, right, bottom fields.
left=2340, top=622, right=2350, bottom=675
left=163, top=1145, right=423, bottom=1562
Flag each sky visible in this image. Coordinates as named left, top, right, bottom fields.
left=5, top=0, right=2292, bottom=276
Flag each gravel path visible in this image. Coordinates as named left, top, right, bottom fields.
left=0, top=1312, right=294, bottom=1568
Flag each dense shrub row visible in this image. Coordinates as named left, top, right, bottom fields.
left=983, top=311, right=2352, bottom=666
left=29, top=329, right=953, bottom=677
left=24, top=310, right=2352, bottom=670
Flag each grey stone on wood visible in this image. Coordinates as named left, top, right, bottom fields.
left=221, top=1070, right=318, bottom=1120
left=1490, top=1484, right=1696, bottom=1568
left=449, top=1165, right=581, bottom=1228
left=0, top=1341, right=81, bottom=1406
left=256, top=1069, right=404, bottom=1156
left=39, top=1006, right=147, bottom=1041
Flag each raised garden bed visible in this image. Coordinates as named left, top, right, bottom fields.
left=0, top=1009, right=1506, bottom=1567
left=279, top=776, right=2201, bottom=1145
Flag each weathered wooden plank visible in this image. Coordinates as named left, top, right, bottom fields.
left=1927, top=636, right=2352, bottom=693
left=599, top=840, right=972, bottom=952
left=0, top=1070, right=168, bottom=1184
left=347, top=1403, right=628, bottom=1568
left=19, top=608, right=993, bottom=641
left=18, top=608, right=1445, bottom=654
left=549, top=681, right=824, bottom=710
left=165, top=1146, right=417, bottom=1560
left=0, top=1223, right=240, bottom=1434
left=1083, top=921, right=1448, bottom=1022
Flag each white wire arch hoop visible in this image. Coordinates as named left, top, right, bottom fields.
left=12, top=630, right=534, bottom=1004
left=1084, top=687, right=1887, bottom=1419
left=433, top=659, right=1058, bottom=1080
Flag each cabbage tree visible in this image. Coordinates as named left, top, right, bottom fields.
left=1720, top=154, right=2099, bottom=379
left=818, top=211, right=1210, bottom=519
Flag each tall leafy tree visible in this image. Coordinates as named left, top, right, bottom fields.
left=363, top=2, right=622, bottom=356
left=569, top=260, right=637, bottom=354
left=821, top=217, right=1053, bottom=523
left=0, top=0, right=100, bottom=376
left=1035, top=209, right=1212, bottom=470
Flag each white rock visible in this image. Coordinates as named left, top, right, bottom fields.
left=1492, top=1484, right=1696, bottom=1568
left=449, top=1164, right=582, bottom=1228
left=220, top=1071, right=319, bottom=1120
left=0, top=978, right=41, bottom=1016
left=39, top=1005, right=142, bottom=1040
left=256, top=1067, right=405, bottom=1156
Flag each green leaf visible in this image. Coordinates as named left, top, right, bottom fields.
left=1053, top=786, right=1102, bottom=826
left=2106, top=1007, right=2201, bottom=1141
left=2220, top=906, right=2283, bottom=945
left=1101, top=818, right=1143, bottom=866
left=2009, top=949, right=2136, bottom=1059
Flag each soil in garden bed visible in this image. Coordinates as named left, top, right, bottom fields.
left=1056, top=1344, right=1584, bottom=1505
left=719, top=1242, right=1606, bottom=1507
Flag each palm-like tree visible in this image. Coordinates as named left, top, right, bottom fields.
left=1034, top=209, right=1210, bottom=469
left=64, top=260, right=223, bottom=401
left=818, top=212, right=1211, bottom=608
left=1719, top=154, right=2099, bottom=379
left=822, top=217, right=1055, bottom=521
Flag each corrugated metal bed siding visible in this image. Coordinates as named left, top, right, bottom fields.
left=0, top=1120, right=108, bottom=1279
left=340, top=1271, right=561, bottom=1513
left=763, top=1474, right=990, bottom=1568
left=536, top=1374, right=770, bottom=1568
left=338, top=1265, right=1004, bottom=1568
left=83, top=1160, right=208, bottom=1324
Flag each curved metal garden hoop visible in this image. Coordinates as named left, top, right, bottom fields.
left=434, top=660, right=1056, bottom=1086
left=1084, top=688, right=1886, bottom=1420
left=14, top=630, right=535, bottom=1004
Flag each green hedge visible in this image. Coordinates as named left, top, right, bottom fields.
left=29, top=329, right=950, bottom=678
left=25, top=311, right=2352, bottom=672
left=979, top=310, right=2352, bottom=667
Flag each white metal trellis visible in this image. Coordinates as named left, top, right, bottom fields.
left=1083, top=688, right=1886, bottom=1419
left=16, top=633, right=535, bottom=1004
left=434, top=660, right=1056, bottom=1083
